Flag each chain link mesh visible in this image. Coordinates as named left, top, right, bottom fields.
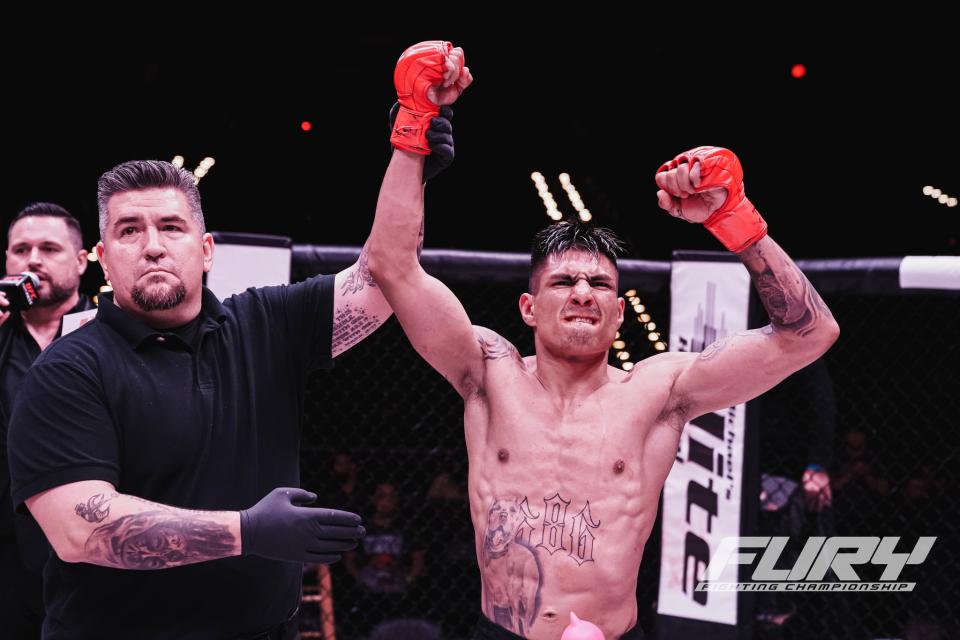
left=293, top=256, right=958, bottom=640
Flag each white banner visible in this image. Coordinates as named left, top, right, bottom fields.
left=206, top=243, right=291, bottom=301
left=899, top=256, right=960, bottom=290
left=657, top=259, right=751, bottom=626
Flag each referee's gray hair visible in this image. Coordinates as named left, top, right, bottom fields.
left=97, top=160, right=204, bottom=239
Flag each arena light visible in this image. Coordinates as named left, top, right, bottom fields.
left=193, top=157, right=216, bottom=185
left=924, top=185, right=956, bottom=209
left=559, top=172, right=593, bottom=223
left=612, top=290, right=667, bottom=365
left=531, top=171, right=566, bottom=221
left=621, top=362, right=634, bottom=371
left=173, top=156, right=216, bottom=184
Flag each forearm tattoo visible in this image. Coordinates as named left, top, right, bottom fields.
left=75, top=493, right=113, bottom=523
left=416, top=218, right=425, bottom=259
left=739, top=238, right=834, bottom=338
left=332, top=303, right=382, bottom=354
left=340, top=246, right=378, bottom=296
left=83, top=510, right=235, bottom=570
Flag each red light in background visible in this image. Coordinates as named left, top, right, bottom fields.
left=791, top=64, right=806, bottom=79
left=301, top=121, right=312, bottom=132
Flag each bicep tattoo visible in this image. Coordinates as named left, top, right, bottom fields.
left=697, top=326, right=773, bottom=361
left=339, top=247, right=378, bottom=296
left=332, top=303, right=383, bottom=355
left=477, top=331, right=522, bottom=363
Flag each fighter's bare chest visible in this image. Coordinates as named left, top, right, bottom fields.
left=485, top=374, right=653, bottom=432
left=467, top=380, right=657, bottom=479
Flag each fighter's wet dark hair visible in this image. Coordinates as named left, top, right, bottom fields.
left=529, top=220, right=626, bottom=292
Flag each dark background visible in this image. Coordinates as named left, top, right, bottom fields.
left=3, top=21, right=957, bottom=638
left=3, top=24, right=956, bottom=275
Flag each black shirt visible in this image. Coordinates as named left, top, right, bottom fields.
left=0, top=295, right=95, bottom=542
left=8, top=276, right=334, bottom=639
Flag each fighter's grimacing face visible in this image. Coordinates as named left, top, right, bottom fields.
left=521, top=250, right=625, bottom=358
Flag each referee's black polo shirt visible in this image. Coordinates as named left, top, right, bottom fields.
left=7, top=274, right=334, bottom=639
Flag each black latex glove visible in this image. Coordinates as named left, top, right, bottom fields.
left=389, top=102, right=455, bottom=181
left=240, top=487, right=364, bottom=564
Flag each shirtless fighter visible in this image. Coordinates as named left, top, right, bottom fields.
left=369, top=41, right=839, bottom=640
